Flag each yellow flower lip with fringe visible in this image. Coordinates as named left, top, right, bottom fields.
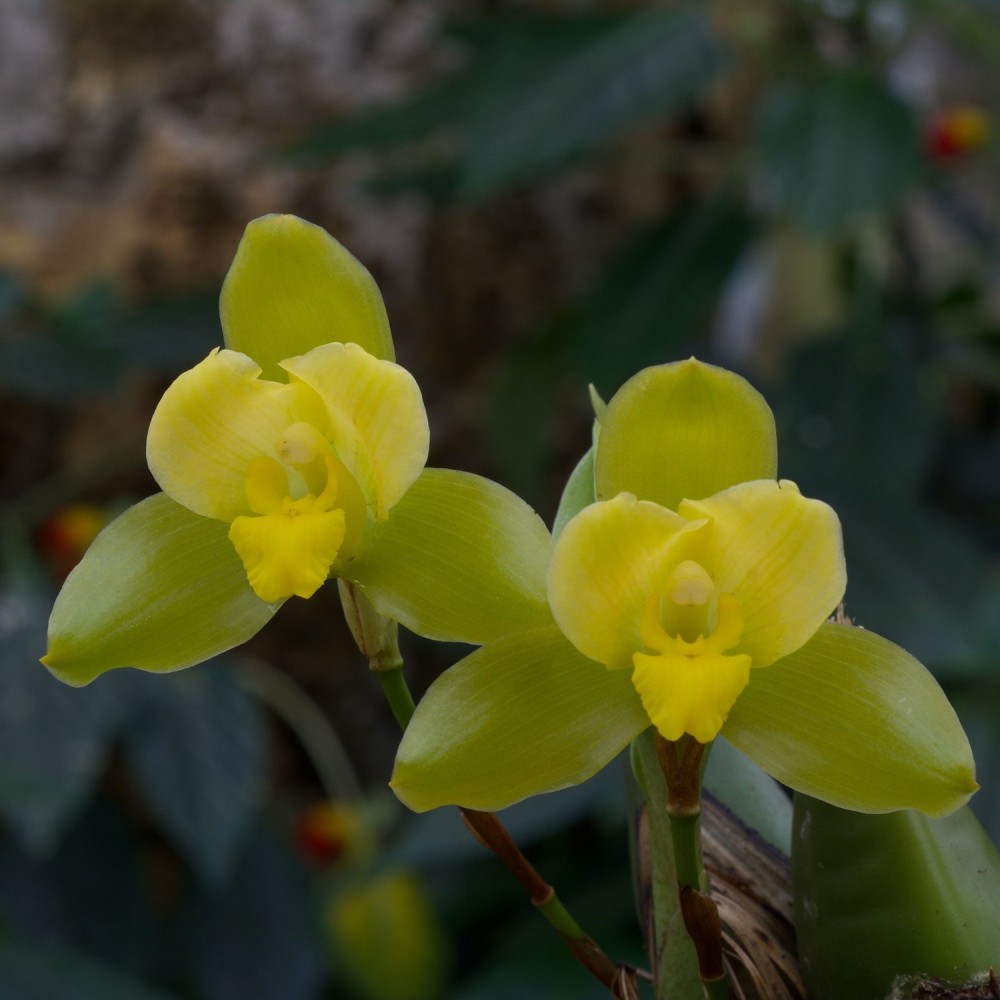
left=547, top=480, right=846, bottom=744
left=146, top=341, right=429, bottom=604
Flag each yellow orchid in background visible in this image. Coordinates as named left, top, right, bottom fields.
left=392, top=358, right=976, bottom=819
left=548, top=481, right=844, bottom=744
left=146, top=342, right=427, bottom=604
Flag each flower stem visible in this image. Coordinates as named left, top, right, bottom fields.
left=337, top=581, right=628, bottom=992
left=460, top=808, right=621, bottom=989
left=656, top=734, right=729, bottom=997
left=375, top=666, right=416, bottom=729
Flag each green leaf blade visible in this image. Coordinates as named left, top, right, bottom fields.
left=391, top=625, right=649, bottom=812
left=0, top=936, right=181, bottom=1000
left=755, top=72, right=923, bottom=234
left=123, top=665, right=266, bottom=885
left=348, top=469, right=554, bottom=645
left=220, top=214, right=394, bottom=379
left=462, top=8, right=726, bottom=194
left=724, top=623, right=977, bottom=817
left=793, top=796, right=1000, bottom=999
left=44, top=494, right=278, bottom=686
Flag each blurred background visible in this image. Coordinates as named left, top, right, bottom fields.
left=1, top=1, right=999, bottom=997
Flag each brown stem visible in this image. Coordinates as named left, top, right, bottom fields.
left=460, top=808, right=622, bottom=991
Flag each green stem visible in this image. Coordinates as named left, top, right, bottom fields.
left=375, top=665, right=416, bottom=729
left=657, top=735, right=730, bottom=996
left=669, top=811, right=706, bottom=892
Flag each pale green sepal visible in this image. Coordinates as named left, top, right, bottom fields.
left=391, top=625, right=649, bottom=812
left=588, top=384, right=607, bottom=422
left=220, top=215, right=395, bottom=380
left=43, top=494, right=278, bottom=685
left=723, top=623, right=977, bottom=817
left=552, top=448, right=595, bottom=540
left=793, top=795, right=1000, bottom=1000
left=595, top=358, right=777, bottom=509
left=631, top=730, right=704, bottom=1000
left=346, top=469, right=554, bottom=645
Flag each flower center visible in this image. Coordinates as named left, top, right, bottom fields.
left=228, top=422, right=353, bottom=603
left=639, top=559, right=745, bottom=659
left=629, top=559, right=752, bottom=744
left=245, top=422, right=341, bottom=517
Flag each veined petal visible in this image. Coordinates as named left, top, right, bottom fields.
left=632, top=648, right=752, bottom=743
left=548, top=494, right=711, bottom=671
left=391, top=626, right=649, bottom=812
left=229, top=507, right=346, bottom=603
left=596, top=358, right=778, bottom=509
left=43, top=494, right=278, bottom=685
left=679, top=480, right=845, bottom=667
left=724, top=623, right=977, bottom=816
left=347, top=470, right=552, bottom=645
left=147, top=349, right=324, bottom=522
left=282, top=343, right=428, bottom=519
left=220, top=214, right=395, bottom=381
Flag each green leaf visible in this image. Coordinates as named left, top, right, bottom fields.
left=0, top=797, right=158, bottom=976
left=552, top=449, right=595, bottom=539
left=755, top=72, right=923, bottom=234
left=282, top=13, right=624, bottom=165
left=704, top=737, right=792, bottom=854
left=0, top=583, right=124, bottom=853
left=723, top=623, right=977, bottom=816
left=348, top=469, right=554, bottom=645
left=220, top=214, right=394, bottom=380
left=793, top=795, right=1000, bottom=999
left=630, top=730, right=703, bottom=1000
left=123, top=664, right=266, bottom=884
left=391, top=625, right=648, bottom=811
left=595, top=357, right=778, bottom=510
left=0, top=335, right=120, bottom=404
left=179, top=828, right=325, bottom=1000
left=0, top=934, right=179, bottom=1000
left=44, top=494, right=278, bottom=686
left=775, top=328, right=988, bottom=667
left=461, top=8, right=726, bottom=195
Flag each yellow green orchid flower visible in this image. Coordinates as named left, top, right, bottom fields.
left=145, top=342, right=428, bottom=604
left=548, top=480, right=845, bottom=744
left=43, top=215, right=554, bottom=685
left=391, top=359, right=977, bottom=819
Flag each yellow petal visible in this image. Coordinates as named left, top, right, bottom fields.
left=548, top=494, right=711, bottom=671
left=282, top=343, right=428, bottom=519
left=632, top=647, right=752, bottom=743
left=229, top=507, right=347, bottom=603
left=679, top=480, right=845, bottom=667
left=147, top=349, right=324, bottom=521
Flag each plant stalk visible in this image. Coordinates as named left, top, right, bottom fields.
left=657, top=734, right=729, bottom=997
